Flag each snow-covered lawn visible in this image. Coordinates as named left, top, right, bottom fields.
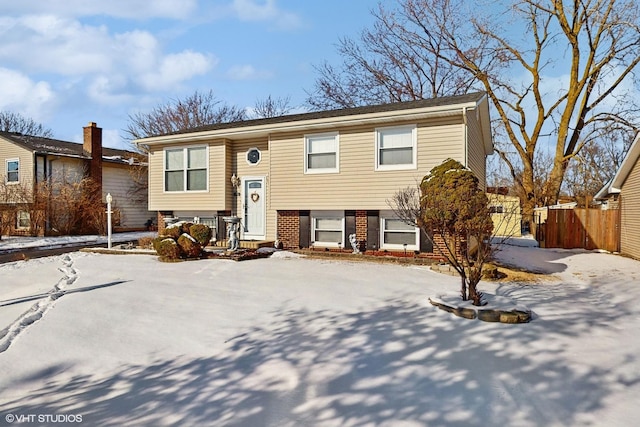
left=0, top=241, right=639, bottom=426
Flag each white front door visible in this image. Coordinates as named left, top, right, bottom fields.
left=242, top=177, right=265, bottom=239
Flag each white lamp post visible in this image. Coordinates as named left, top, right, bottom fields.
left=106, top=193, right=113, bottom=249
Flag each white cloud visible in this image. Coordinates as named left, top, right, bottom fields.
left=0, top=67, right=55, bottom=120
left=0, top=0, right=198, bottom=20
left=0, top=15, right=216, bottom=102
left=231, top=0, right=302, bottom=30
left=140, top=51, right=216, bottom=91
left=227, top=64, right=273, bottom=80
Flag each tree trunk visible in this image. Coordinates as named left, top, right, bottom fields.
left=460, top=275, right=467, bottom=301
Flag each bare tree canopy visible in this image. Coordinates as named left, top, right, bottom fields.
left=306, top=1, right=477, bottom=110
left=0, top=111, right=53, bottom=138
left=309, top=0, right=640, bottom=222
left=124, top=90, right=246, bottom=142
left=253, top=95, right=294, bottom=119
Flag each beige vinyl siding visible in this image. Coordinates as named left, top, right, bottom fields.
left=231, top=138, right=276, bottom=239
left=620, top=156, right=640, bottom=260
left=148, top=140, right=228, bottom=211
left=0, top=138, right=34, bottom=185
left=466, top=109, right=487, bottom=190
left=103, top=164, right=154, bottom=228
left=270, top=116, right=465, bottom=210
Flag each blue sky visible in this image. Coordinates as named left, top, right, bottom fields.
left=0, top=0, right=378, bottom=149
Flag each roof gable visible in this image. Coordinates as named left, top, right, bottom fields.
left=596, top=132, right=640, bottom=198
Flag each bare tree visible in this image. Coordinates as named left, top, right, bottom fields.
left=123, top=90, right=246, bottom=142
left=306, top=1, right=476, bottom=110
left=253, top=95, right=293, bottom=118
left=563, top=127, right=636, bottom=204
left=310, top=0, right=640, bottom=225
left=0, top=111, right=53, bottom=137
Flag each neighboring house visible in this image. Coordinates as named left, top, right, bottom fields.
left=0, top=122, right=153, bottom=235
left=594, top=132, right=640, bottom=260
left=487, top=193, right=522, bottom=237
left=136, top=92, right=493, bottom=256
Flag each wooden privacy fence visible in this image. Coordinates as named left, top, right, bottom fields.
left=539, top=208, right=620, bottom=252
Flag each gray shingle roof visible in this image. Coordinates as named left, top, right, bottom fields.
left=0, top=132, right=142, bottom=164
left=161, top=91, right=487, bottom=137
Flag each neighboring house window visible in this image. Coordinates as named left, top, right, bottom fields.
left=305, top=132, right=339, bottom=174
left=6, top=159, right=19, bottom=183
left=16, top=211, right=30, bottom=229
left=164, top=146, right=208, bottom=192
left=375, top=125, right=417, bottom=170
left=380, top=215, right=419, bottom=250
left=311, top=211, right=344, bottom=247
left=246, top=148, right=261, bottom=165
left=489, top=205, right=504, bottom=214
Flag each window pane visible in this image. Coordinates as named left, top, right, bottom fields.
left=308, top=153, right=336, bottom=169
left=384, top=231, right=416, bottom=245
left=379, top=128, right=412, bottom=149
left=315, top=230, right=342, bottom=242
left=316, top=217, right=342, bottom=230
left=380, top=147, right=413, bottom=165
left=166, top=150, right=184, bottom=170
left=7, top=161, right=19, bottom=172
left=308, top=136, right=336, bottom=153
left=188, top=147, right=206, bottom=169
left=187, top=169, right=206, bottom=191
left=165, top=170, right=184, bottom=191
left=17, top=211, right=30, bottom=228
left=385, top=219, right=415, bottom=231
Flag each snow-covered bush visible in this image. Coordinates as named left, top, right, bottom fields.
left=190, top=223, right=213, bottom=246
left=177, top=233, right=202, bottom=258
left=156, top=238, right=181, bottom=260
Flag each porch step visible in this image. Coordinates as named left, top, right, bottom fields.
left=214, top=240, right=275, bottom=249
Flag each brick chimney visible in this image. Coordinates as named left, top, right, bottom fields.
left=83, top=122, right=103, bottom=188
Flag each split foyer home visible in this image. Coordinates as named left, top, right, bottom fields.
left=0, top=122, right=153, bottom=235
left=595, top=132, right=640, bottom=260
left=136, top=92, right=493, bottom=256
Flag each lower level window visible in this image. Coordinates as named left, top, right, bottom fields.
left=381, top=217, right=419, bottom=250
left=17, top=211, right=30, bottom=229
left=312, top=211, right=344, bottom=247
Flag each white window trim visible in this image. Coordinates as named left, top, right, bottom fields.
left=311, top=210, right=345, bottom=248
left=375, top=124, right=417, bottom=171
left=304, top=132, right=340, bottom=174
left=245, top=147, right=262, bottom=166
left=16, top=210, right=30, bottom=229
left=5, top=158, right=19, bottom=184
left=380, top=215, right=420, bottom=251
left=163, top=145, right=209, bottom=193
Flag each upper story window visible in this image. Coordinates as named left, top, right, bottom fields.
left=304, top=132, right=339, bottom=174
left=6, top=159, right=19, bottom=183
left=375, top=125, right=417, bottom=171
left=164, top=146, right=208, bottom=192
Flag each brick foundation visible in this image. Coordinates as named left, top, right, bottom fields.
left=157, top=211, right=174, bottom=235
left=277, top=210, right=300, bottom=249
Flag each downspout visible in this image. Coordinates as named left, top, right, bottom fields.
left=462, top=107, right=468, bottom=168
